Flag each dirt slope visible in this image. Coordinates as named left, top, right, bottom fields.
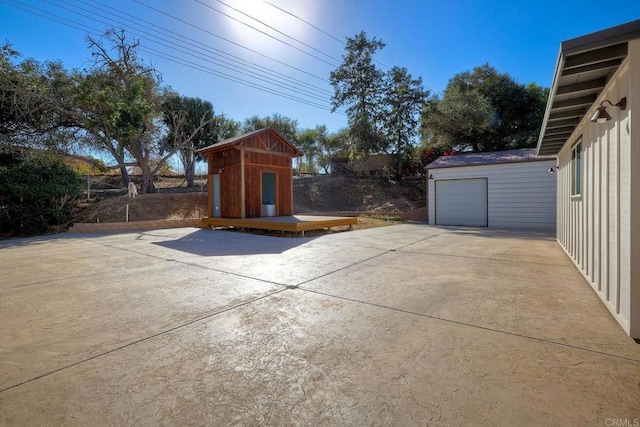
left=77, top=176, right=426, bottom=223
left=77, top=193, right=208, bottom=223
left=293, top=175, right=425, bottom=213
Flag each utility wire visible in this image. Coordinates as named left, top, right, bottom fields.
left=211, top=0, right=340, bottom=63
left=140, top=46, right=340, bottom=112
left=132, top=0, right=330, bottom=83
left=0, top=0, right=345, bottom=114
left=67, top=0, right=344, bottom=110
left=84, top=0, right=332, bottom=96
left=262, top=0, right=390, bottom=70
left=67, top=0, right=334, bottom=98
left=40, top=0, right=337, bottom=103
left=191, top=0, right=338, bottom=67
left=0, top=0, right=100, bottom=38
left=88, top=0, right=330, bottom=84
left=263, top=0, right=345, bottom=45
left=140, top=44, right=332, bottom=106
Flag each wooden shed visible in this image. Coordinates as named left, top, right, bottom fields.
left=197, top=127, right=303, bottom=219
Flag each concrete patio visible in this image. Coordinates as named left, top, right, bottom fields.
left=1, top=225, right=639, bottom=425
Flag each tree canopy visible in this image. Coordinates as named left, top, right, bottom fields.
left=0, top=27, right=554, bottom=237
left=330, top=32, right=428, bottom=177
left=330, top=31, right=387, bottom=156
left=421, top=63, right=548, bottom=153
left=0, top=148, right=81, bottom=236
left=0, top=44, right=78, bottom=144
left=1, top=29, right=224, bottom=193
left=162, top=94, right=218, bottom=187
left=241, top=113, right=299, bottom=144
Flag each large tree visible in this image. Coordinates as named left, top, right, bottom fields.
left=321, top=129, right=350, bottom=174
left=0, top=44, right=78, bottom=145
left=330, top=31, right=386, bottom=156
left=241, top=113, right=299, bottom=144
left=381, top=66, right=428, bottom=176
left=75, top=29, right=161, bottom=190
left=421, top=63, right=548, bottom=152
left=78, top=29, right=216, bottom=193
left=296, top=126, right=321, bottom=174
left=162, top=95, right=217, bottom=187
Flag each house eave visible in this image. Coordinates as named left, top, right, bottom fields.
left=537, top=20, right=640, bottom=156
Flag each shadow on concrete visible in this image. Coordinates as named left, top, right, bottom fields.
left=152, top=229, right=314, bottom=256
left=435, top=226, right=557, bottom=241
left=0, top=232, right=86, bottom=249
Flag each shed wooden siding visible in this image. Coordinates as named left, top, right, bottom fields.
left=427, top=160, right=557, bottom=229
left=207, top=153, right=242, bottom=218
left=244, top=164, right=293, bottom=218
left=555, top=41, right=639, bottom=337
left=200, top=128, right=301, bottom=219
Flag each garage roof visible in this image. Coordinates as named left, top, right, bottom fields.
left=537, top=20, right=640, bottom=155
left=426, top=148, right=555, bottom=169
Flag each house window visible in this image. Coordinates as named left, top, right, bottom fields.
left=571, top=139, right=582, bottom=196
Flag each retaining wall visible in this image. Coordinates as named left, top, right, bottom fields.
left=68, top=219, right=205, bottom=234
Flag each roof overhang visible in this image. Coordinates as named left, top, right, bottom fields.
left=537, top=20, right=640, bottom=156
left=197, top=127, right=303, bottom=157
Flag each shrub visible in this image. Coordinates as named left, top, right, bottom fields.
left=0, top=149, right=82, bottom=237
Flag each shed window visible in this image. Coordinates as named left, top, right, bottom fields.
left=571, top=139, right=582, bottom=196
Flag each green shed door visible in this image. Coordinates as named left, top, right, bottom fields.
left=212, top=174, right=221, bottom=218
left=262, top=172, right=276, bottom=205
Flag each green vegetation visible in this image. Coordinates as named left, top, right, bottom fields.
left=0, top=27, right=548, bottom=236
left=330, top=32, right=428, bottom=178
left=0, top=149, right=82, bottom=237
left=421, top=64, right=548, bottom=155
left=1, top=29, right=221, bottom=194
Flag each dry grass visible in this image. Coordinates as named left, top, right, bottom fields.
left=79, top=193, right=208, bottom=223
left=75, top=175, right=422, bottom=235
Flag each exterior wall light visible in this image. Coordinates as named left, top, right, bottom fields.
left=590, top=97, right=627, bottom=123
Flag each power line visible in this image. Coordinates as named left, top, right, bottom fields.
left=44, top=0, right=337, bottom=102
left=0, top=0, right=100, bottom=38
left=211, top=0, right=340, bottom=63
left=191, top=0, right=338, bottom=67
left=140, top=43, right=332, bottom=106
left=72, top=0, right=334, bottom=98
left=0, top=0, right=346, bottom=114
left=262, top=0, right=390, bottom=70
left=132, top=0, right=330, bottom=83
left=139, top=46, right=340, bottom=113
left=263, top=0, right=345, bottom=45
left=77, top=0, right=341, bottom=105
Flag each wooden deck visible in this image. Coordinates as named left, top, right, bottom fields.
left=202, top=215, right=357, bottom=235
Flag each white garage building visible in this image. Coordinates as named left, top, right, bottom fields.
left=425, top=148, right=557, bottom=229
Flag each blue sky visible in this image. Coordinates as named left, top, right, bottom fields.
left=1, top=0, right=639, bottom=135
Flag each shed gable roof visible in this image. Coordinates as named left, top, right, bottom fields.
left=197, top=127, right=303, bottom=157
left=426, top=148, right=555, bottom=169
left=537, top=20, right=640, bottom=155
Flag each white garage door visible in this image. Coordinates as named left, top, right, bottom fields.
left=435, top=178, right=488, bottom=226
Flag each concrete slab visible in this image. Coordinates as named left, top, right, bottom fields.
left=81, top=228, right=393, bottom=286
left=1, top=225, right=639, bottom=425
